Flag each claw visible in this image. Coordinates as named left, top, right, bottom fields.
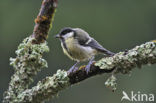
left=67, top=61, right=80, bottom=74
left=68, top=66, right=75, bottom=74
left=85, top=56, right=95, bottom=74
left=85, top=63, right=92, bottom=74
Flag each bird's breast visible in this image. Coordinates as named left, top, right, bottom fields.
left=61, top=38, right=97, bottom=61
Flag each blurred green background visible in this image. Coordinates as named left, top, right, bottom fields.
left=0, top=0, right=156, bottom=103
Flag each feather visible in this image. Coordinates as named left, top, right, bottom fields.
left=79, top=38, right=115, bottom=56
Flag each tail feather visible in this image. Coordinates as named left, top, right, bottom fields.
left=99, top=48, right=115, bottom=56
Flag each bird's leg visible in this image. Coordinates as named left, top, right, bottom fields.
left=85, top=56, right=95, bottom=74
left=68, top=61, right=80, bottom=74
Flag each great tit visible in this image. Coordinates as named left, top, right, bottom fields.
left=55, top=27, right=115, bottom=73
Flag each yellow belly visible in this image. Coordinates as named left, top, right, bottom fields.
left=61, top=38, right=97, bottom=61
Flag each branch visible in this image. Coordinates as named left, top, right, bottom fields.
left=32, top=0, right=57, bottom=44
left=3, top=0, right=57, bottom=102
left=3, top=0, right=156, bottom=102
left=16, top=41, right=156, bottom=103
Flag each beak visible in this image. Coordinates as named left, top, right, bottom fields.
left=54, top=34, right=60, bottom=38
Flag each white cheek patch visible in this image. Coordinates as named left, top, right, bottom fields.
left=63, top=32, right=74, bottom=39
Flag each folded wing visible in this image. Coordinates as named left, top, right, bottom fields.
left=80, top=38, right=115, bottom=56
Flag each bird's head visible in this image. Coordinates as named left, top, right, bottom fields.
left=55, top=27, right=90, bottom=41
left=55, top=27, right=75, bottom=40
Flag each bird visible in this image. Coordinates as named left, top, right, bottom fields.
left=55, top=27, right=115, bottom=73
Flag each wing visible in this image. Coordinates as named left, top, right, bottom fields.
left=79, top=38, right=115, bottom=56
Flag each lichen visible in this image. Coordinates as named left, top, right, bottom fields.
left=4, top=40, right=156, bottom=102
left=3, top=36, right=49, bottom=103
left=152, top=40, right=156, bottom=43
left=95, top=42, right=156, bottom=92
left=105, top=75, right=117, bottom=92
left=94, top=56, right=115, bottom=70
left=17, top=70, right=70, bottom=103
left=95, top=42, right=156, bottom=74
left=10, top=36, right=49, bottom=71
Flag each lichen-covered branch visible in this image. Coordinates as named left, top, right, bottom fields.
left=3, top=0, right=57, bottom=103
left=17, top=70, right=70, bottom=103
left=16, top=41, right=156, bottom=103
left=3, top=37, right=49, bottom=103
left=3, top=0, right=156, bottom=102
left=68, top=41, right=156, bottom=84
